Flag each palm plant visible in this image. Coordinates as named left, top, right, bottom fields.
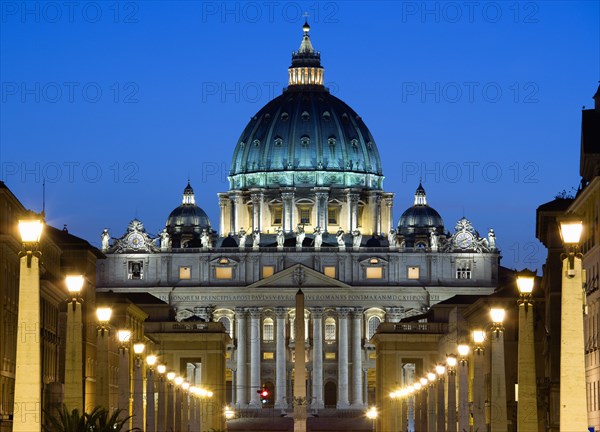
left=43, top=406, right=139, bottom=432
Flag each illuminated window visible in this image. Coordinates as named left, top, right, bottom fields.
left=290, top=317, right=309, bottom=341
left=179, top=266, right=191, bottom=280
left=263, top=352, right=274, bottom=360
left=272, top=208, right=282, bottom=225
left=225, top=351, right=231, bottom=359
left=324, top=266, right=336, bottom=278
left=366, top=267, right=383, bottom=279
left=215, top=267, right=232, bottom=279
left=325, top=352, right=336, bottom=360
left=456, top=261, right=472, bottom=279
left=328, top=208, right=339, bottom=225
left=358, top=205, right=364, bottom=227
left=408, top=266, right=420, bottom=279
left=324, top=317, right=336, bottom=341
left=128, top=261, right=143, bottom=280
left=369, top=352, right=376, bottom=360
left=299, top=208, right=311, bottom=225
left=262, top=266, right=274, bottom=278
left=367, top=316, right=381, bottom=339
left=263, top=318, right=274, bottom=341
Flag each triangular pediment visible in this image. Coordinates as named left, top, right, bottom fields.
left=248, top=264, right=351, bottom=289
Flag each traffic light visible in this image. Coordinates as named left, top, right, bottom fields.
left=258, top=386, right=270, bottom=404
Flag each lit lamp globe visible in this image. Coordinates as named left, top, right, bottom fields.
left=133, top=343, right=145, bottom=355
left=407, top=385, right=415, bottom=394
left=490, top=308, right=506, bottom=324
left=420, top=377, right=428, bottom=386
left=157, top=364, right=167, bottom=375
left=207, top=391, right=214, bottom=398
left=117, top=329, right=131, bottom=344
left=390, top=391, right=398, bottom=399
left=427, top=372, right=436, bottom=382
left=399, top=389, right=408, bottom=397
left=435, top=365, right=446, bottom=376
left=457, top=344, right=470, bottom=357
left=414, top=382, right=422, bottom=391
left=66, top=275, right=84, bottom=295
left=559, top=220, right=583, bottom=245
left=473, top=330, right=485, bottom=344
left=96, top=307, right=112, bottom=324
left=366, top=407, right=378, bottom=420
left=146, top=355, right=157, bottom=367
left=175, top=376, right=184, bottom=386
left=447, top=355, right=457, bottom=368
left=517, top=270, right=536, bottom=296
left=199, top=388, right=208, bottom=397
left=167, top=372, right=176, bottom=381
left=182, top=382, right=190, bottom=391
left=19, top=218, right=44, bottom=244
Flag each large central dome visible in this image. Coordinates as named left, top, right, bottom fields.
left=228, top=22, right=384, bottom=191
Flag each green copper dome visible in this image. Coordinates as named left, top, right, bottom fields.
left=228, top=23, right=384, bottom=191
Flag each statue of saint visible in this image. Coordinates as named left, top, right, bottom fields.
left=352, top=230, right=362, bottom=250
left=296, top=224, right=305, bottom=249
left=488, top=228, right=496, bottom=250
left=252, top=229, right=261, bottom=250
left=276, top=228, right=285, bottom=249
left=238, top=228, right=247, bottom=249
left=430, top=229, right=438, bottom=251
left=314, top=226, right=323, bottom=250
left=101, top=229, right=110, bottom=251
left=336, top=229, right=346, bottom=250
left=160, top=228, right=171, bottom=251
left=388, top=229, right=397, bottom=250
left=201, top=229, right=211, bottom=250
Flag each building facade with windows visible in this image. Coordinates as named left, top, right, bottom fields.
left=96, top=23, right=500, bottom=413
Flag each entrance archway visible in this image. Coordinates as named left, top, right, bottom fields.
left=324, top=381, right=337, bottom=408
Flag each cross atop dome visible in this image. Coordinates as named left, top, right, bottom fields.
left=289, top=20, right=324, bottom=86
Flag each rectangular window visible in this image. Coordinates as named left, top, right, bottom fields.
left=263, top=352, right=274, bottom=360
left=128, top=261, right=143, bottom=280
left=272, top=208, right=282, bottom=225
left=328, top=208, right=338, bottom=225
left=179, top=266, right=191, bottom=280
left=369, top=352, right=376, bottom=360
left=366, top=267, right=383, bottom=279
left=325, top=352, right=336, bottom=360
left=300, top=208, right=311, bottom=225
left=324, top=266, right=336, bottom=278
left=215, top=267, right=233, bottom=280
left=407, top=266, right=420, bottom=280
left=456, top=267, right=472, bottom=279
left=358, top=205, right=364, bottom=227
left=262, top=266, right=274, bottom=278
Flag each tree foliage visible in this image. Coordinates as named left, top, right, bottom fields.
left=43, top=406, right=140, bottom=432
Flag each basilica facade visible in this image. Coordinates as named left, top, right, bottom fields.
left=96, top=23, right=499, bottom=412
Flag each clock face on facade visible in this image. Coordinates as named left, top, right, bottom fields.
left=128, top=233, right=144, bottom=249
left=455, top=232, right=473, bottom=249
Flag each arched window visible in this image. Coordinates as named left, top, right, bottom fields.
left=367, top=316, right=381, bottom=340
left=263, top=318, right=274, bottom=341
left=324, top=317, right=336, bottom=341
left=218, top=316, right=232, bottom=338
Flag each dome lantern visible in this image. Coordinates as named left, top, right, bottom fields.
left=288, top=20, right=324, bottom=86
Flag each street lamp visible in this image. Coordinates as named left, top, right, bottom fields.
left=426, top=372, right=436, bottom=431
left=146, top=355, right=157, bottom=432
left=366, top=407, right=377, bottom=432
left=64, top=275, right=84, bottom=412
left=132, top=343, right=145, bottom=431
left=181, top=382, right=190, bottom=432
left=516, top=269, right=539, bottom=432
left=96, top=306, right=112, bottom=410
left=13, top=214, right=44, bottom=432
left=446, top=355, right=457, bottom=432
left=156, top=365, right=167, bottom=432
left=558, top=218, right=587, bottom=431
left=116, top=329, right=131, bottom=418
left=435, top=365, right=446, bottom=432
left=472, top=330, right=486, bottom=432
left=456, top=345, right=470, bottom=432
left=490, top=308, right=508, bottom=432
left=175, top=376, right=184, bottom=432
left=167, top=372, right=176, bottom=431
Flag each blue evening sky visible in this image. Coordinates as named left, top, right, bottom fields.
left=1, top=1, right=598, bottom=271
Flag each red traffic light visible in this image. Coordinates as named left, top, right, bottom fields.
left=261, top=390, right=269, bottom=397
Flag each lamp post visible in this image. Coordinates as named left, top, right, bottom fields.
left=117, top=329, right=131, bottom=418
left=13, top=215, right=43, bottom=432
left=175, top=376, right=184, bottom=432
left=427, top=372, right=436, bottom=432
left=132, top=343, right=145, bottom=430
left=446, top=356, right=457, bottom=432
left=419, top=378, right=428, bottom=432
left=189, top=387, right=198, bottom=432
left=182, top=382, right=190, bottom=432
left=96, top=307, right=113, bottom=410
left=456, top=345, right=470, bottom=432
left=156, top=364, right=167, bottom=432
left=366, top=406, right=377, bottom=432
left=435, top=365, right=445, bottom=432
left=407, top=385, right=415, bottom=432
left=516, top=269, right=539, bottom=432
left=490, top=308, right=507, bottom=432
left=167, top=372, right=176, bottom=431
left=389, top=391, right=399, bottom=432
left=64, top=275, right=84, bottom=411
left=146, top=354, right=157, bottom=432
left=558, top=219, right=588, bottom=431
left=472, top=330, right=486, bottom=432
left=400, top=389, right=409, bottom=432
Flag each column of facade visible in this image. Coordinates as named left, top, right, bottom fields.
left=351, top=308, right=364, bottom=407
left=231, top=194, right=241, bottom=234
left=249, top=307, right=262, bottom=408
left=383, top=196, right=394, bottom=234
left=337, top=308, right=350, bottom=408
left=375, top=195, right=382, bottom=235
left=251, top=191, right=263, bottom=232
left=346, top=193, right=359, bottom=231
left=235, top=308, right=247, bottom=408
left=218, top=196, right=229, bottom=236
left=311, top=307, right=324, bottom=409
left=282, top=190, right=295, bottom=233
left=275, top=307, right=288, bottom=409
left=385, top=307, right=402, bottom=323
left=314, top=190, right=329, bottom=231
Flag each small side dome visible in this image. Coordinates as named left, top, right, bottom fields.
left=398, top=183, right=444, bottom=238
left=165, top=182, right=212, bottom=247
